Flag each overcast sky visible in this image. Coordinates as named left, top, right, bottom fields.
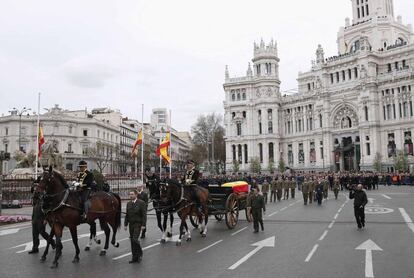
left=0, top=0, right=413, bottom=131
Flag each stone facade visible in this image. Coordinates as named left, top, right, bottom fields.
left=224, top=0, right=414, bottom=173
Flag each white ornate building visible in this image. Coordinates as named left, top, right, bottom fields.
left=224, top=0, right=414, bottom=173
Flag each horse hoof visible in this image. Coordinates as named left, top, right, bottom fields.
left=96, top=239, right=101, bottom=245
left=99, top=250, right=106, bottom=256
left=161, top=239, right=166, bottom=244
left=50, top=263, right=58, bottom=269
left=201, top=234, right=206, bottom=238
left=114, top=243, right=119, bottom=248
left=176, top=241, right=181, bottom=246
left=72, top=257, right=79, bottom=263
left=84, top=246, right=90, bottom=251
left=186, top=238, right=192, bottom=242
left=167, top=233, right=172, bottom=238
left=40, top=257, right=46, bottom=263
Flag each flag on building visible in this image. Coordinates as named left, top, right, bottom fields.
left=38, top=126, right=45, bottom=158
left=131, top=129, right=143, bottom=157
left=156, top=132, right=171, bottom=163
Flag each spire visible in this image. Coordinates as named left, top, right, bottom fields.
left=260, top=38, right=265, bottom=48
left=247, top=63, right=253, bottom=77
left=225, top=65, right=229, bottom=80
left=316, top=44, right=325, bottom=64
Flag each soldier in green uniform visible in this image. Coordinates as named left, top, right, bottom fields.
left=283, top=178, right=289, bottom=200
left=124, top=190, right=147, bottom=263
left=276, top=178, right=283, bottom=202
left=247, top=187, right=265, bottom=233
left=261, top=179, right=270, bottom=204
left=301, top=179, right=309, bottom=205
left=290, top=178, right=296, bottom=199
left=323, top=177, right=329, bottom=199
left=333, top=176, right=340, bottom=200
left=270, top=177, right=277, bottom=203
left=308, top=178, right=315, bottom=204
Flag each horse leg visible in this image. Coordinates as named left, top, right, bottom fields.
left=85, top=222, right=97, bottom=251
left=51, top=224, right=63, bottom=269
left=69, top=226, right=80, bottom=263
left=176, top=217, right=185, bottom=246
left=202, top=206, right=208, bottom=238
left=157, top=211, right=166, bottom=243
left=167, top=212, right=174, bottom=238
left=109, top=218, right=120, bottom=248
left=41, top=227, right=55, bottom=262
left=184, top=219, right=191, bottom=242
left=99, top=220, right=110, bottom=256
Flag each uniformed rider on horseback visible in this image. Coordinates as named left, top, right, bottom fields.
left=76, top=160, right=96, bottom=220
left=181, top=160, right=202, bottom=213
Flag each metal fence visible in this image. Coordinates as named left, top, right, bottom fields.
left=0, top=174, right=144, bottom=206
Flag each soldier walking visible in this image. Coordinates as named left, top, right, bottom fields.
left=270, top=178, right=277, bottom=203
left=262, top=179, right=270, bottom=204
left=283, top=178, right=289, bottom=200
left=333, top=177, right=340, bottom=200
left=290, top=178, right=296, bottom=199
left=124, top=190, right=147, bottom=263
left=308, top=179, right=315, bottom=204
left=301, top=179, right=309, bottom=205
left=276, top=178, right=283, bottom=202
left=247, top=187, right=265, bottom=233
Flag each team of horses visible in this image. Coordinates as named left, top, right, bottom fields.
left=35, top=167, right=210, bottom=268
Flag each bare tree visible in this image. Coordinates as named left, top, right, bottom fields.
left=87, top=141, right=119, bottom=174
left=191, top=113, right=226, bottom=173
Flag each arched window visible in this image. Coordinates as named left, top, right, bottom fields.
left=364, top=106, right=369, bottom=121
left=268, top=143, right=274, bottom=163
left=232, top=145, right=236, bottom=161
left=259, top=143, right=263, bottom=163
left=319, top=114, right=323, bottom=128
left=242, top=92, right=246, bottom=100
left=231, top=94, right=235, bottom=101
left=350, top=40, right=360, bottom=53
left=244, top=144, right=248, bottom=164
left=237, top=93, right=241, bottom=100
left=238, top=145, right=242, bottom=163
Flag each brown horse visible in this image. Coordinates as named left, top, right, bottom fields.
left=37, top=169, right=121, bottom=268
left=160, top=179, right=209, bottom=246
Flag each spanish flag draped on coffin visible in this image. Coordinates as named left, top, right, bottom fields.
left=221, top=181, right=249, bottom=194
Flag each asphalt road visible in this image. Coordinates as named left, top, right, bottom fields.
left=1, top=186, right=413, bottom=278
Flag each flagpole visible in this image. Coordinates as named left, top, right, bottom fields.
left=35, top=92, right=41, bottom=180
left=169, top=110, right=172, bottom=179
left=141, top=104, right=144, bottom=184
left=159, top=135, right=162, bottom=179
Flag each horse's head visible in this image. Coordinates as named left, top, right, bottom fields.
left=37, top=169, right=68, bottom=210
left=147, top=179, right=159, bottom=200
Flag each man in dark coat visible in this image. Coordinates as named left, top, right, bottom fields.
left=248, top=187, right=266, bottom=233
left=76, top=160, right=96, bottom=220
left=124, top=190, right=147, bottom=263
left=349, top=184, right=368, bottom=229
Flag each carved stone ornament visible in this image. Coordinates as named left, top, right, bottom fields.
left=333, top=105, right=359, bottom=129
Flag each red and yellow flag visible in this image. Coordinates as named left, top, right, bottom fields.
left=131, top=129, right=143, bottom=157
left=38, top=126, right=45, bottom=158
left=156, top=132, right=171, bottom=163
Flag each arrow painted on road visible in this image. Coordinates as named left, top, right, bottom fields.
left=228, top=236, right=275, bottom=270
left=0, top=228, right=20, bottom=236
left=368, top=198, right=375, bottom=204
left=355, top=239, right=383, bottom=278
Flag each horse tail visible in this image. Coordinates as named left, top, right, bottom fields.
left=113, top=193, right=122, bottom=231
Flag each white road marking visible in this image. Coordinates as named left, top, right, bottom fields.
left=305, top=244, right=319, bottom=262
left=173, top=222, right=180, bottom=226
left=0, top=222, right=31, bottom=231
left=231, top=226, right=248, bottom=236
left=267, top=211, right=279, bottom=217
left=229, top=236, right=275, bottom=270
left=338, top=208, right=342, bottom=213
left=368, top=198, right=375, bottom=204
left=381, top=194, right=391, bottom=200
left=113, top=235, right=180, bottom=260
left=197, top=239, right=223, bottom=253
left=318, top=230, right=328, bottom=241
left=280, top=207, right=287, bottom=211
left=0, top=228, right=20, bottom=236
left=328, top=220, right=335, bottom=229
left=333, top=213, right=339, bottom=220
left=356, top=239, right=383, bottom=278
left=399, top=208, right=414, bottom=234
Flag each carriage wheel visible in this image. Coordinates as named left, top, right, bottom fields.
left=189, top=214, right=199, bottom=228
left=225, top=194, right=239, bottom=229
left=214, top=214, right=224, bottom=221
left=245, top=208, right=253, bottom=222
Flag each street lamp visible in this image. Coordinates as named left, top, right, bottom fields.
left=10, top=107, right=31, bottom=152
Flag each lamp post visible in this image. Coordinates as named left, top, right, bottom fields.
left=10, top=107, right=31, bottom=152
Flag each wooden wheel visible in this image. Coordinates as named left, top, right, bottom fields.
left=225, top=193, right=239, bottom=229
left=189, top=214, right=199, bottom=228
left=214, top=214, right=224, bottom=221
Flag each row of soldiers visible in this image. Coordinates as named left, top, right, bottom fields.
left=259, top=178, right=297, bottom=203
